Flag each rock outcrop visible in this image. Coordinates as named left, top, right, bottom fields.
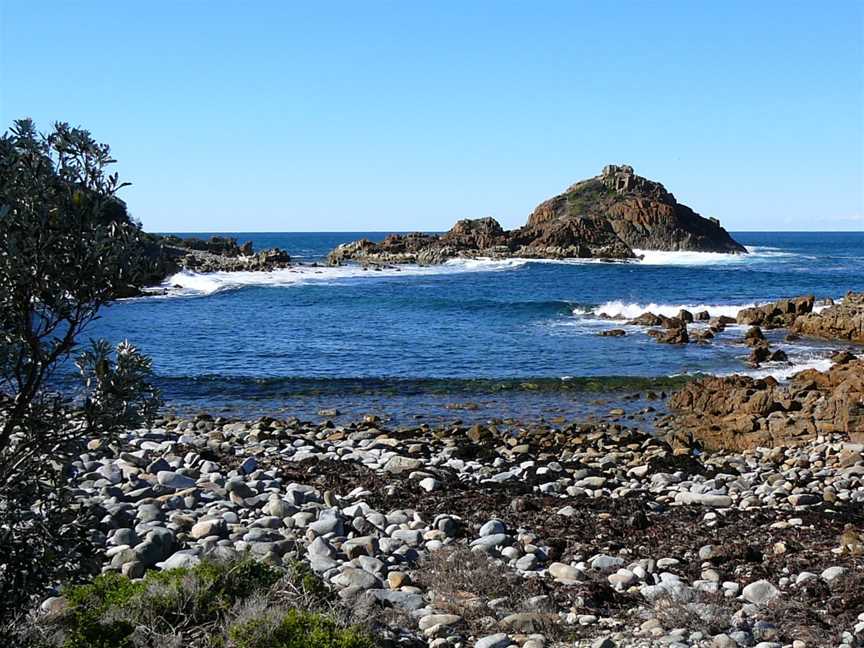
left=328, top=165, right=746, bottom=266
left=791, top=292, right=864, bottom=343
left=735, top=295, right=816, bottom=328
left=665, top=354, right=864, bottom=450
left=525, top=165, right=747, bottom=254
left=129, top=235, right=292, bottom=296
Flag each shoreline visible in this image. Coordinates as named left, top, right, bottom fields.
left=46, top=400, right=864, bottom=647
left=23, top=336, right=864, bottom=646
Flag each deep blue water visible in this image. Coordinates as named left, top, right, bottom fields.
left=86, top=231, right=863, bottom=419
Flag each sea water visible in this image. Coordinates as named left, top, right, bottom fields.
left=84, top=231, right=863, bottom=420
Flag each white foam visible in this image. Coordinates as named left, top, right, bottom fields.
left=161, top=257, right=528, bottom=297
left=735, top=356, right=834, bottom=381
left=631, top=246, right=799, bottom=266
left=584, top=300, right=754, bottom=320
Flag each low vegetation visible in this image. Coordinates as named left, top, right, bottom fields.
left=20, top=557, right=376, bottom=648
left=414, top=546, right=565, bottom=639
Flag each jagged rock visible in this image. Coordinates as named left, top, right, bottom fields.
left=140, top=234, right=291, bottom=284
left=736, top=295, right=815, bottom=329
left=651, top=323, right=688, bottom=345
left=748, top=344, right=771, bottom=366
left=667, top=358, right=864, bottom=450
left=678, top=309, right=694, bottom=323
left=327, top=165, right=746, bottom=265
left=744, top=326, right=766, bottom=344
left=791, top=292, right=864, bottom=343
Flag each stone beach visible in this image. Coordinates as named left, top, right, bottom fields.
left=60, top=388, right=863, bottom=647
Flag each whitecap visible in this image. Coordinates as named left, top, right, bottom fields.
left=733, top=356, right=834, bottom=381
left=631, top=245, right=798, bottom=266
left=160, top=257, right=529, bottom=297
left=581, top=300, right=754, bottom=320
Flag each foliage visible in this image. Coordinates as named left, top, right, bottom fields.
left=51, top=559, right=281, bottom=647
left=228, top=608, right=375, bottom=648
left=0, top=119, right=160, bottom=624
left=564, top=178, right=617, bottom=216
left=24, top=558, right=374, bottom=648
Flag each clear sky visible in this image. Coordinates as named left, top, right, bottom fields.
left=1, top=1, right=862, bottom=232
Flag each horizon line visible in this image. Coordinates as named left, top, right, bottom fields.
left=152, top=228, right=864, bottom=234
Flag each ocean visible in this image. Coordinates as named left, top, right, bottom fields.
left=86, top=231, right=864, bottom=421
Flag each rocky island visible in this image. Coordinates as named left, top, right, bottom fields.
left=327, top=165, right=747, bottom=266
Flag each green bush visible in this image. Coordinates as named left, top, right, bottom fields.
left=228, top=608, right=375, bottom=648
left=33, top=559, right=354, bottom=648
left=56, top=572, right=144, bottom=648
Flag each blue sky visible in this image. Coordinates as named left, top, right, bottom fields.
left=1, top=2, right=862, bottom=232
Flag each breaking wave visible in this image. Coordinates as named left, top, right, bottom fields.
left=575, top=300, right=753, bottom=320
left=158, top=257, right=529, bottom=297
left=632, top=245, right=800, bottom=266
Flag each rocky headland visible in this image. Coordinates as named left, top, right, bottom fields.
left=146, top=234, right=291, bottom=276
left=327, top=165, right=746, bottom=266
left=119, top=234, right=293, bottom=296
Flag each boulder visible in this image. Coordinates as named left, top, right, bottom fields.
left=791, top=292, right=864, bottom=343
left=736, top=295, right=815, bottom=329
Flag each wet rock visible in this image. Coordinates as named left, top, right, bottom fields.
left=599, top=329, right=626, bottom=337
left=791, top=292, right=864, bottom=343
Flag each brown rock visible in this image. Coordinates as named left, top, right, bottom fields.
left=790, top=292, right=864, bottom=343
left=770, top=349, right=788, bottom=362
left=654, top=325, right=689, bottom=345
left=735, top=295, right=815, bottom=329
left=599, top=329, right=626, bottom=337
left=748, top=344, right=771, bottom=366
left=667, top=358, right=864, bottom=449
left=327, top=165, right=746, bottom=265
left=744, top=326, right=766, bottom=344
left=629, top=312, right=663, bottom=327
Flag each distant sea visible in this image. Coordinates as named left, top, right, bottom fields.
left=85, top=232, right=864, bottom=422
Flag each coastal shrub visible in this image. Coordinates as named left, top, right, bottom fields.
left=228, top=607, right=375, bottom=648
left=415, top=546, right=563, bottom=637
left=24, top=557, right=374, bottom=648
left=0, top=119, right=160, bottom=625
left=650, top=590, right=735, bottom=635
